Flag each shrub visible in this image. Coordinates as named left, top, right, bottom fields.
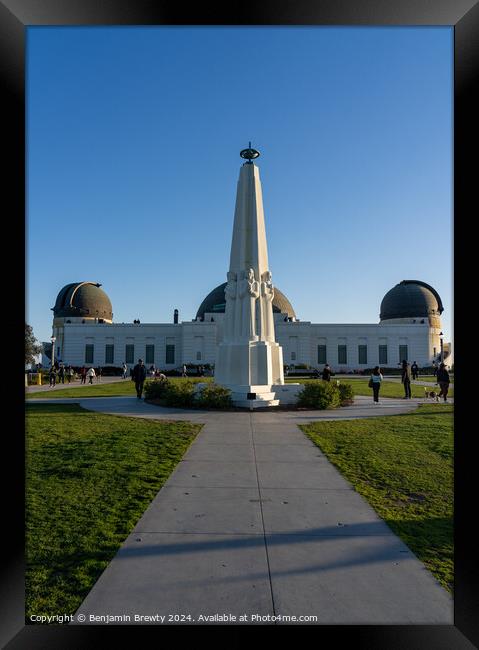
left=143, top=378, right=170, bottom=400
left=163, top=381, right=196, bottom=407
left=338, top=382, right=354, bottom=404
left=297, top=381, right=341, bottom=410
left=196, top=383, right=233, bottom=409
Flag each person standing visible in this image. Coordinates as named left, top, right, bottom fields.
left=80, top=366, right=87, bottom=384
left=132, top=358, right=147, bottom=399
left=432, top=360, right=438, bottom=377
left=411, top=361, right=419, bottom=380
left=369, top=366, right=383, bottom=403
left=66, top=365, right=74, bottom=383
left=97, top=367, right=102, bottom=383
left=87, top=367, right=96, bottom=384
left=122, top=362, right=128, bottom=379
left=49, top=365, right=57, bottom=387
left=401, top=360, right=412, bottom=399
left=182, top=364, right=187, bottom=377
left=321, top=363, right=332, bottom=382
left=58, top=363, right=65, bottom=384
left=437, top=363, right=450, bottom=402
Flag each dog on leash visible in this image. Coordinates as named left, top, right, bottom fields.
left=424, top=387, right=440, bottom=402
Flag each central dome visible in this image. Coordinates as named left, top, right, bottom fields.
left=196, top=283, right=296, bottom=321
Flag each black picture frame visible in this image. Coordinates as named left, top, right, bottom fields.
left=3, top=1, right=476, bottom=647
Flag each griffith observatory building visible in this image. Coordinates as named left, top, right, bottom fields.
left=48, top=151, right=452, bottom=373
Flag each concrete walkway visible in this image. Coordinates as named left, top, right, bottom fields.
left=30, top=396, right=453, bottom=625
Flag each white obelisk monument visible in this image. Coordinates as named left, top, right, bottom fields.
left=215, top=145, right=298, bottom=408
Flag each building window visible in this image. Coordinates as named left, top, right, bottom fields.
left=379, top=345, right=388, bottom=365
left=338, top=345, right=347, bottom=365
left=317, top=345, right=327, bottom=364
left=166, top=344, right=175, bottom=364
left=399, top=345, right=408, bottom=363
left=105, top=344, right=114, bottom=364
left=196, top=351, right=202, bottom=361
left=85, top=344, right=94, bottom=364
left=433, top=347, right=437, bottom=358
left=291, top=351, right=296, bottom=361
left=125, top=344, right=134, bottom=364
left=145, top=345, right=155, bottom=364
left=358, top=345, right=367, bottom=365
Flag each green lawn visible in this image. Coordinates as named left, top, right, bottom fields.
left=300, top=403, right=453, bottom=592
left=285, top=377, right=454, bottom=398
left=27, top=375, right=453, bottom=401
left=26, top=376, right=213, bottom=399
left=26, top=403, right=201, bottom=620
left=418, top=376, right=454, bottom=383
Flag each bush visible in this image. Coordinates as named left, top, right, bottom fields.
left=297, top=381, right=341, bottom=409
left=143, top=378, right=170, bottom=400
left=195, top=384, right=232, bottom=409
left=163, top=381, right=196, bottom=407
left=338, top=382, right=354, bottom=404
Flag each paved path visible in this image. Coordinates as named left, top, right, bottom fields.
left=29, top=396, right=453, bottom=625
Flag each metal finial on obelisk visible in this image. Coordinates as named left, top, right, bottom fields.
left=240, top=142, right=260, bottom=164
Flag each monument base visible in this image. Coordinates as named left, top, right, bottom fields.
left=214, top=340, right=303, bottom=408
left=215, top=340, right=284, bottom=387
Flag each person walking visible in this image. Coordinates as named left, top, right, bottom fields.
left=66, top=365, right=74, bottom=383
left=436, top=362, right=450, bottom=402
left=182, top=363, right=187, bottom=377
left=411, top=361, right=419, bottom=380
left=58, top=363, right=65, bottom=384
left=401, top=360, right=412, bottom=399
left=369, top=366, right=383, bottom=404
left=122, top=362, right=128, bottom=379
left=132, top=358, right=147, bottom=399
left=49, top=365, right=57, bottom=387
left=86, top=367, right=96, bottom=384
left=97, top=367, right=102, bottom=383
left=321, top=363, right=332, bottom=382
left=80, top=366, right=87, bottom=384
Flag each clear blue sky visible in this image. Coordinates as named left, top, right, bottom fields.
left=27, top=26, right=453, bottom=344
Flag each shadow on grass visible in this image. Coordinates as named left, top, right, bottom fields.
left=25, top=403, right=86, bottom=415
left=384, top=516, right=453, bottom=592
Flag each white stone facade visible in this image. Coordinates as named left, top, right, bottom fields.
left=52, top=310, right=450, bottom=371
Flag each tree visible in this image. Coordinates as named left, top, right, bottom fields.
left=25, top=323, right=42, bottom=365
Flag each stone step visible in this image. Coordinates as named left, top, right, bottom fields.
left=230, top=391, right=277, bottom=402
left=233, top=399, right=280, bottom=409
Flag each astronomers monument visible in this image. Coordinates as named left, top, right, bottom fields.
left=215, top=145, right=299, bottom=407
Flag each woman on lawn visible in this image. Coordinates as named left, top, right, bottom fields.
left=370, top=366, right=383, bottom=404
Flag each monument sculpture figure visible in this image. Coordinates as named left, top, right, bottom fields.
left=214, top=146, right=301, bottom=407
left=224, top=271, right=237, bottom=342
left=260, top=270, right=275, bottom=342
left=240, top=268, right=260, bottom=340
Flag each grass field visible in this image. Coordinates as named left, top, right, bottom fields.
left=26, top=403, right=201, bottom=620
left=28, top=376, right=453, bottom=401
left=300, top=403, right=453, bottom=592
left=418, top=376, right=454, bottom=383
left=26, top=376, right=213, bottom=399
left=285, top=377, right=454, bottom=398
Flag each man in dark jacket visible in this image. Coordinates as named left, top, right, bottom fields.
left=411, top=361, right=419, bottom=380
left=132, top=358, right=147, bottom=399
left=401, top=360, right=412, bottom=398
left=436, top=363, right=450, bottom=402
